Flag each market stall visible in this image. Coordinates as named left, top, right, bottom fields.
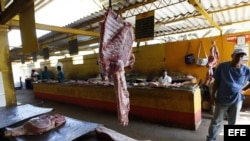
left=33, top=82, right=201, bottom=130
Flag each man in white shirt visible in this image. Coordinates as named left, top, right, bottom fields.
left=31, top=69, right=39, bottom=81
left=158, top=69, right=172, bottom=84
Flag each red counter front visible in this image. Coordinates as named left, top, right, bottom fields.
left=33, top=83, right=201, bottom=130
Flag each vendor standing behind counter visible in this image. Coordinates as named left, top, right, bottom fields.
left=57, top=66, right=65, bottom=82
left=41, top=66, right=51, bottom=80
left=158, top=69, right=172, bottom=84
left=147, top=69, right=173, bottom=87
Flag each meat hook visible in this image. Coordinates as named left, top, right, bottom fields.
left=107, top=0, right=119, bottom=20
left=109, top=0, right=112, bottom=9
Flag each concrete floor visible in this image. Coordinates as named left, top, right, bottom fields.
left=14, top=88, right=250, bottom=141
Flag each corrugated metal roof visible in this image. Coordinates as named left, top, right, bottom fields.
left=62, top=0, right=250, bottom=42
left=5, top=0, right=250, bottom=61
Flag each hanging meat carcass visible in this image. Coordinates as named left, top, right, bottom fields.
left=205, top=41, right=219, bottom=85
left=99, top=8, right=135, bottom=126
left=4, top=114, right=66, bottom=136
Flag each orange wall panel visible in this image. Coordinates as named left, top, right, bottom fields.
left=50, top=33, right=250, bottom=83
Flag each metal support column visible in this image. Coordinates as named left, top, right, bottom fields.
left=0, top=25, right=16, bottom=107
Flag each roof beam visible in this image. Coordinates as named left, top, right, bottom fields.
left=120, top=0, right=158, bottom=13
left=157, top=2, right=250, bottom=28
left=0, top=0, right=34, bottom=24
left=156, top=19, right=250, bottom=38
left=8, top=19, right=100, bottom=37
left=0, top=0, right=5, bottom=12
left=50, top=38, right=100, bottom=52
left=188, top=0, right=222, bottom=32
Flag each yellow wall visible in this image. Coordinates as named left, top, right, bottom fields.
left=49, top=44, right=167, bottom=80
left=165, top=35, right=249, bottom=82
left=45, top=32, right=250, bottom=83
left=40, top=55, right=100, bottom=80
left=130, top=44, right=166, bottom=75
left=62, top=55, right=100, bottom=79
left=164, top=38, right=219, bottom=82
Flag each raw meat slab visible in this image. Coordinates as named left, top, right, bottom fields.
left=7, top=116, right=101, bottom=141
left=0, top=104, right=53, bottom=128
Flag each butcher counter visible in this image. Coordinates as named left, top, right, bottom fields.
left=32, top=82, right=202, bottom=130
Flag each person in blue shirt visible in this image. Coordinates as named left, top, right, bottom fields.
left=206, top=48, right=250, bottom=141
left=41, top=66, right=51, bottom=80
left=56, top=66, right=65, bottom=82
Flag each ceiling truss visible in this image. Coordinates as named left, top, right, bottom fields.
left=0, top=0, right=250, bottom=62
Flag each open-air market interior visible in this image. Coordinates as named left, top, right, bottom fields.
left=1, top=0, right=250, bottom=140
